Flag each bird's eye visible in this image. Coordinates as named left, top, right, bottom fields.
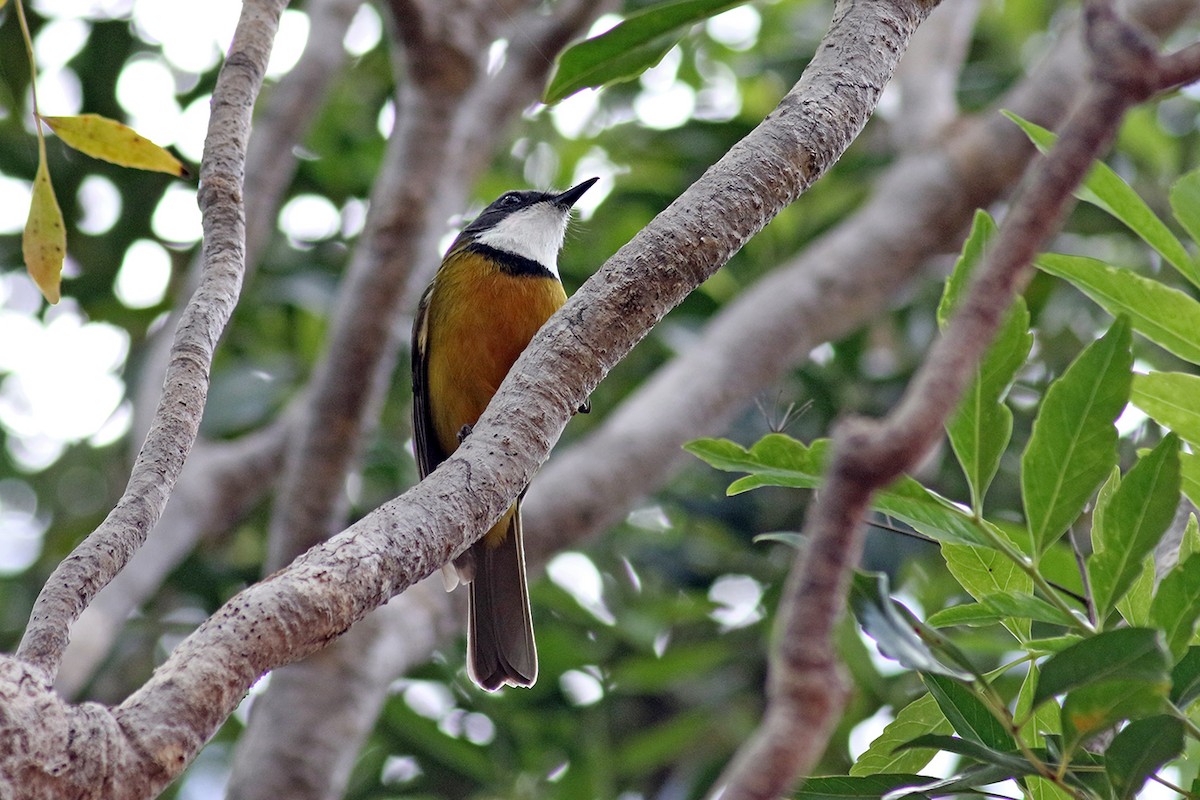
left=500, top=193, right=520, bottom=206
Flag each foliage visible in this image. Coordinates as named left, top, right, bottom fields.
left=690, top=154, right=1200, bottom=799
left=2, top=1, right=1200, bottom=799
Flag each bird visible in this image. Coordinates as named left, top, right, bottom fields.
left=411, top=177, right=597, bottom=690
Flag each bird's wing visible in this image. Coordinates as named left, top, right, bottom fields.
left=411, top=282, right=446, bottom=480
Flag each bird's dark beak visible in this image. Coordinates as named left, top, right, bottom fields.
left=552, top=177, right=599, bottom=209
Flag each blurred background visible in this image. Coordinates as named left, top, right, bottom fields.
left=2, top=0, right=1199, bottom=797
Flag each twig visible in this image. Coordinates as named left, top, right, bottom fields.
left=707, top=4, right=1200, bottom=800
left=16, top=0, right=289, bottom=677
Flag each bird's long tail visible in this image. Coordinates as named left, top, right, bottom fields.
left=464, top=505, right=537, bottom=690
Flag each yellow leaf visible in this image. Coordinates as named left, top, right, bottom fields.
left=23, top=157, right=65, bottom=304
left=41, top=113, right=188, bottom=177
left=0, top=0, right=9, bottom=10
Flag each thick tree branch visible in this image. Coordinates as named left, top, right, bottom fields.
left=16, top=0, right=287, bottom=677
left=0, top=1, right=928, bottom=794
left=707, top=4, right=1200, bottom=800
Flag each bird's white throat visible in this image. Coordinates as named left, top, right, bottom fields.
left=474, top=203, right=569, bottom=278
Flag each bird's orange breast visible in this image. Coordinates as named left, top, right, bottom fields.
left=424, top=250, right=568, bottom=458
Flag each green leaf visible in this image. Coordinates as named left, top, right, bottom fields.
left=922, top=673, right=1012, bottom=751
left=850, top=694, right=952, bottom=777
left=1150, top=552, right=1200, bottom=659
left=942, top=543, right=1032, bottom=639
left=1022, top=318, right=1132, bottom=555
left=1169, top=646, right=1200, bottom=707
left=946, top=300, right=1029, bottom=514
left=1115, top=555, right=1155, bottom=627
left=1026, top=777, right=1075, bottom=800
left=939, top=212, right=1031, bottom=512
left=1169, top=167, right=1200, bottom=251
left=1014, top=664, right=1060, bottom=748
left=793, top=774, right=931, bottom=800
left=1180, top=453, right=1200, bottom=508
left=1034, top=628, right=1169, bottom=707
left=1061, top=679, right=1168, bottom=753
left=1089, top=434, right=1181, bottom=616
left=543, top=0, right=748, bottom=104
left=1037, top=255, right=1200, bottom=365
left=1183, top=513, right=1200, bottom=562
left=895, top=734, right=1036, bottom=777
left=849, top=572, right=971, bottom=679
left=981, top=592, right=1077, bottom=627
left=689, top=435, right=1004, bottom=549
left=926, top=593, right=1075, bottom=630
left=1132, top=372, right=1200, bottom=447
left=1009, top=112, right=1197, bottom=286
left=1105, top=715, right=1184, bottom=800
left=926, top=603, right=1005, bottom=629
left=936, top=210, right=996, bottom=326
left=873, top=479, right=1001, bottom=550
left=905, top=764, right=1022, bottom=798
left=685, top=434, right=826, bottom=493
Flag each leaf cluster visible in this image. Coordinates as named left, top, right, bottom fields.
left=689, top=135, right=1200, bottom=799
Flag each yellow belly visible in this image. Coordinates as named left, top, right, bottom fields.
left=425, top=251, right=568, bottom=465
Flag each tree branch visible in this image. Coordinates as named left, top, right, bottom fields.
left=55, top=0, right=362, bottom=697
left=16, top=0, right=288, bottom=678
left=707, top=4, right=1200, bottom=799
left=1, top=1, right=930, bottom=794
left=225, top=2, right=1196, bottom=794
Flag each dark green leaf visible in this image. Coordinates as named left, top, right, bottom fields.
left=1105, top=715, right=1184, bottom=800
left=903, top=763, right=1021, bottom=798
left=1170, top=646, right=1200, bottom=707
left=895, top=734, right=1036, bottom=777
left=922, top=673, right=1012, bottom=751
left=544, top=0, right=749, bottom=103
left=1034, top=628, right=1169, bottom=707
left=1061, top=679, right=1168, bottom=752
left=1089, top=434, right=1181, bottom=615
left=1038, top=256, right=1200, bottom=365
left=850, top=694, right=953, bottom=777
left=793, top=774, right=931, bottom=799
left=1021, top=318, right=1132, bottom=555
left=1132, top=372, right=1200, bottom=447
left=850, top=572, right=971, bottom=679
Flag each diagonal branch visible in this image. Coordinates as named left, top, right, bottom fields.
left=706, top=4, right=1200, bottom=800
left=16, top=0, right=288, bottom=677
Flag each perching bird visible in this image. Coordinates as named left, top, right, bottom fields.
left=411, top=177, right=597, bottom=690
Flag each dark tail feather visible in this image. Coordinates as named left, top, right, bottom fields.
left=466, top=509, right=536, bottom=691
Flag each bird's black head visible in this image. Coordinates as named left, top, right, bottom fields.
left=453, top=178, right=599, bottom=273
